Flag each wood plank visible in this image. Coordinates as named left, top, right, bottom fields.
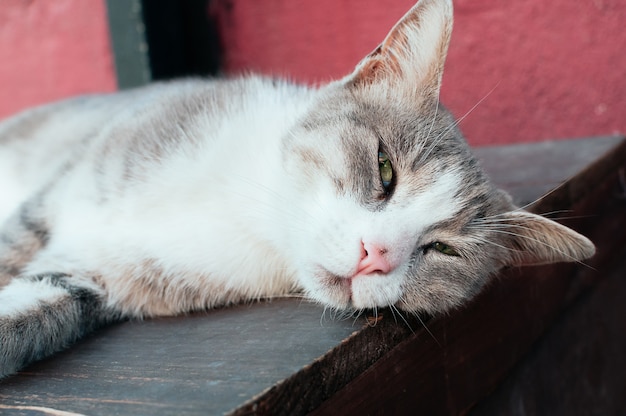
left=0, top=300, right=364, bottom=416
left=470, top=246, right=626, bottom=415
left=0, top=136, right=623, bottom=415
left=475, top=136, right=624, bottom=206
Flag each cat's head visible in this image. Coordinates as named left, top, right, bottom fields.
left=281, top=0, right=595, bottom=314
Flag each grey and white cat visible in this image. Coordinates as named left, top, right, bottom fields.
left=0, top=0, right=594, bottom=378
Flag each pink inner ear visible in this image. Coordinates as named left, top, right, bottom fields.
left=347, top=0, right=453, bottom=94
left=351, top=50, right=404, bottom=87
left=351, top=27, right=408, bottom=86
left=353, top=58, right=384, bottom=86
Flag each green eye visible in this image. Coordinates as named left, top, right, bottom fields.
left=431, top=242, right=460, bottom=256
left=378, top=151, right=393, bottom=188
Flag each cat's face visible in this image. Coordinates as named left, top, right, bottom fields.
left=283, top=90, right=511, bottom=314
left=280, top=0, right=594, bottom=314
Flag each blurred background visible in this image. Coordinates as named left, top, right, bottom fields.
left=0, top=0, right=623, bottom=146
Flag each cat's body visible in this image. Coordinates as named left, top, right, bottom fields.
left=0, top=78, right=312, bottom=317
left=0, top=0, right=594, bottom=378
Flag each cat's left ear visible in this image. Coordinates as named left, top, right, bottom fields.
left=345, top=0, right=453, bottom=97
left=496, top=211, right=596, bottom=267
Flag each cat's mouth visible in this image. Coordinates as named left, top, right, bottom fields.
left=315, top=267, right=403, bottom=310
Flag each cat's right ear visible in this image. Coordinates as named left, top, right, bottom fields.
left=344, top=0, right=454, bottom=98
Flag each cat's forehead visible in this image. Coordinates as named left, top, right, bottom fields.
left=293, top=88, right=505, bottom=219
left=314, top=87, right=460, bottom=148
left=333, top=97, right=473, bottom=170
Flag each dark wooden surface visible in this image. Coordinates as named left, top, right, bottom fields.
left=0, top=135, right=624, bottom=416
left=0, top=300, right=366, bottom=415
left=470, top=247, right=626, bottom=416
left=476, top=136, right=624, bottom=207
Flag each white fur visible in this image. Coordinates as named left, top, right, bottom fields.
left=0, top=278, right=68, bottom=318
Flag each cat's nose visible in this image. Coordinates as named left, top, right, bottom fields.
left=356, top=241, right=392, bottom=276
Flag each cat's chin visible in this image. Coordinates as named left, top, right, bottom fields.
left=315, top=273, right=353, bottom=309
left=306, top=268, right=404, bottom=311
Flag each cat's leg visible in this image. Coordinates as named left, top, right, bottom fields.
left=0, top=272, right=120, bottom=378
left=0, top=207, right=48, bottom=287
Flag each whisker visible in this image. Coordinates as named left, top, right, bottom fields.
left=475, top=228, right=596, bottom=270
left=414, top=313, right=441, bottom=347
left=418, top=84, right=442, bottom=156
left=387, top=303, right=399, bottom=325
left=390, top=304, right=414, bottom=333
left=471, top=210, right=595, bottom=228
left=468, top=236, right=522, bottom=253
left=365, top=307, right=379, bottom=327
left=419, top=83, right=500, bottom=165
left=349, top=309, right=362, bottom=324
left=485, top=185, right=575, bottom=217
left=320, top=306, right=329, bottom=327
left=473, top=209, right=573, bottom=223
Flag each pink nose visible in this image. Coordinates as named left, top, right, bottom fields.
left=356, top=241, right=392, bottom=276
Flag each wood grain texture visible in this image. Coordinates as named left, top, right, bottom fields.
left=0, top=300, right=365, bottom=415
left=0, top=136, right=624, bottom=415
left=470, top=247, right=626, bottom=415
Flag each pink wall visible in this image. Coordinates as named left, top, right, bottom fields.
left=1, top=0, right=624, bottom=146
left=446, top=0, right=625, bottom=144
left=0, top=0, right=116, bottom=119
left=211, top=0, right=626, bottom=145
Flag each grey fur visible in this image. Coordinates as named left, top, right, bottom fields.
left=0, top=273, right=117, bottom=375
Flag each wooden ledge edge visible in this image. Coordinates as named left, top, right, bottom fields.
left=529, top=135, right=626, bottom=214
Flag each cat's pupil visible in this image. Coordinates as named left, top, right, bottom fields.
left=378, top=151, right=393, bottom=189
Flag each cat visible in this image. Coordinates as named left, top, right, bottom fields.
left=0, top=0, right=594, bottom=378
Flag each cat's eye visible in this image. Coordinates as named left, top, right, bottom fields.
left=427, top=242, right=460, bottom=257
left=378, top=151, right=393, bottom=189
